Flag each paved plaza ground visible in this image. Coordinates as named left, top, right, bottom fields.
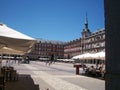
left=2, top=60, right=105, bottom=90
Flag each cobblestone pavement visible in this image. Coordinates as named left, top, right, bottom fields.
left=3, top=60, right=105, bottom=90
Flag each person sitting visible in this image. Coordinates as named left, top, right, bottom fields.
left=88, top=66, right=96, bottom=77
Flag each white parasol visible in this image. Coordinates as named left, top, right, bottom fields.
left=0, top=24, right=36, bottom=54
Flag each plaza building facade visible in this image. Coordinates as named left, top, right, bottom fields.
left=28, top=39, right=64, bottom=60
left=64, top=18, right=105, bottom=58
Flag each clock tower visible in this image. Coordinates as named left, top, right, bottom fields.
left=81, top=15, right=91, bottom=53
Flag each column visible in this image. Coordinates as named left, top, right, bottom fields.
left=104, top=0, right=120, bottom=90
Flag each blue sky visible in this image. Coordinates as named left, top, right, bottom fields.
left=0, top=0, right=104, bottom=41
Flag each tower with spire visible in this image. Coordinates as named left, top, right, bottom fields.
left=81, top=14, right=91, bottom=38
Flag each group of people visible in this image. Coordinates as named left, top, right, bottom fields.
left=85, top=63, right=105, bottom=78
left=79, top=63, right=105, bottom=79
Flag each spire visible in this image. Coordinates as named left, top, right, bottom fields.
left=85, top=13, right=88, bottom=29
left=81, top=13, right=91, bottom=38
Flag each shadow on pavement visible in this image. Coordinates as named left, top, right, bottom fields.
left=5, top=74, right=39, bottom=90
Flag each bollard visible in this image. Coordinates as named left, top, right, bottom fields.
left=74, top=64, right=82, bottom=75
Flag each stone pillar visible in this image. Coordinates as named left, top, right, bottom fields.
left=104, top=0, right=120, bottom=90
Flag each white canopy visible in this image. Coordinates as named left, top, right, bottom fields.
left=72, top=53, right=93, bottom=60
left=0, top=24, right=36, bottom=54
left=72, top=51, right=105, bottom=60
left=92, top=51, right=105, bottom=60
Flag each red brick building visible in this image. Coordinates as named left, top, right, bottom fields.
left=28, top=39, right=64, bottom=60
